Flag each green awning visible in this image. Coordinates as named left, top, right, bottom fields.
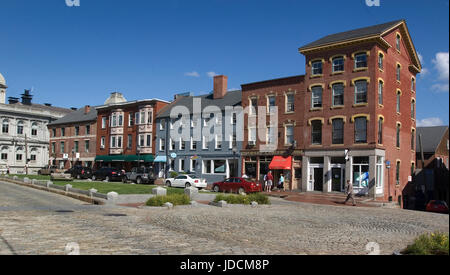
left=95, top=155, right=154, bottom=163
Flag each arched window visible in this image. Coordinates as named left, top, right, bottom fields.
left=31, top=122, right=38, bottom=136
left=378, top=117, right=384, bottom=145
left=17, top=121, right=24, bottom=135
left=2, top=119, right=9, bottom=134
left=1, top=146, right=8, bottom=161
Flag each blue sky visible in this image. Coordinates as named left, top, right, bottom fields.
left=1, top=0, right=449, bottom=126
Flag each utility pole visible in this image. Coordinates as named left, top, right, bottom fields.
left=25, top=134, right=28, bottom=175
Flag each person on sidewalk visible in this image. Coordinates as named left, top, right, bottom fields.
left=266, top=171, right=273, bottom=193
left=278, top=174, right=285, bottom=192
left=344, top=180, right=356, bottom=206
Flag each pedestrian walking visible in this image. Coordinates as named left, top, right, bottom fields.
left=278, top=174, right=285, bottom=192
left=266, top=171, right=273, bottom=193
left=344, top=180, right=356, bottom=206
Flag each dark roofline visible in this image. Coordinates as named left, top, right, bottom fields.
left=241, top=75, right=305, bottom=91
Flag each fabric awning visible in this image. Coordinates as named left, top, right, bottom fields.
left=153, top=156, right=167, bottom=163
left=95, top=155, right=154, bottom=163
left=269, top=156, right=292, bottom=170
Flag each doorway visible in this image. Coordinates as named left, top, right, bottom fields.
left=331, top=167, right=345, bottom=192
left=313, top=168, right=323, bottom=191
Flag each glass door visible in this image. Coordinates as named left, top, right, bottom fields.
left=331, top=168, right=343, bottom=192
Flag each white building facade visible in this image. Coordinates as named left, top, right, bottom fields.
left=0, top=73, right=72, bottom=174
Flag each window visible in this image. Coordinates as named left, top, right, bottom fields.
left=396, top=123, right=401, bottom=148
left=249, top=128, right=257, bottom=143
left=159, top=138, right=165, bottom=151
left=411, top=129, right=415, bottom=151
left=311, top=60, right=323, bottom=75
left=140, top=111, right=146, bottom=125
left=204, top=160, right=212, bottom=174
left=86, top=125, right=90, bottom=135
left=118, top=114, right=123, bottom=126
left=355, top=53, right=367, bottom=68
left=147, top=134, right=152, bottom=147
left=267, top=95, right=276, bottom=112
left=411, top=78, right=416, bottom=91
left=17, top=121, right=24, bottom=135
left=396, top=92, right=401, bottom=113
left=411, top=100, right=415, bottom=119
left=311, top=86, right=323, bottom=108
left=74, top=141, right=79, bottom=152
left=396, top=34, right=401, bottom=51
left=332, top=119, right=344, bottom=144
left=352, top=157, right=369, bottom=188
left=85, top=140, right=90, bottom=153
left=128, top=113, right=134, bottom=126
left=250, top=98, right=258, bottom=115
left=117, top=136, right=122, bottom=148
left=31, top=123, right=38, bottom=136
left=111, top=115, right=117, bottom=127
left=267, top=127, right=275, bottom=145
left=111, top=136, right=116, bottom=148
left=286, top=93, right=295, bottom=112
left=16, top=154, right=23, bottom=161
left=332, top=56, right=344, bottom=72
left=51, top=142, right=56, bottom=153
left=378, top=80, right=383, bottom=105
left=100, top=137, right=105, bottom=149
left=61, top=142, right=65, bottom=153
left=127, top=134, right=132, bottom=149
left=311, top=121, right=322, bottom=145
left=202, top=136, right=209, bottom=150
left=215, top=135, right=222, bottom=149
left=102, top=117, right=107, bottom=129
left=179, top=138, right=185, bottom=150
left=396, top=161, right=401, bottom=185
left=376, top=156, right=384, bottom=189
left=378, top=53, right=384, bottom=70
left=190, top=159, right=197, bottom=172
left=75, top=126, right=80, bottom=136
left=214, top=160, right=226, bottom=174
left=190, top=137, right=197, bottom=150
left=52, top=128, right=56, bottom=137
left=148, top=111, right=153, bottom=124
left=332, top=83, right=344, bottom=106
left=354, top=117, right=367, bottom=143
left=135, top=112, right=140, bottom=125
left=1, top=153, right=7, bottom=160
left=160, top=119, right=165, bottom=130
left=30, top=152, right=36, bottom=162
left=378, top=117, right=383, bottom=144
left=354, top=80, right=368, bottom=104
left=285, top=125, right=294, bottom=145
left=2, top=119, right=8, bottom=134
left=396, top=64, right=401, bottom=82
left=140, top=135, right=146, bottom=147
left=61, top=127, right=65, bottom=137
left=179, top=159, right=185, bottom=172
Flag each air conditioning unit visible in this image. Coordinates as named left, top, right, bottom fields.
left=248, top=140, right=256, bottom=146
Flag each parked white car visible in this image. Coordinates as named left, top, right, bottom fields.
left=165, top=174, right=207, bottom=189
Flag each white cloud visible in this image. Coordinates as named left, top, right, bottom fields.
left=206, top=72, right=218, bottom=78
left=416, top=117, right=444, bottom=127
left=185, top=71, right=200, bottom=77
left=420, top=67, right=429, bottom=78
left=432, top=52, right=449, bottom=81
left=418, top=53, right=424, bottom=65
left=431, top=83, right=449, bottom=92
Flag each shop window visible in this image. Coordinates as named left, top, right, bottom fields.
left=352, top=157, right=369, bottom=188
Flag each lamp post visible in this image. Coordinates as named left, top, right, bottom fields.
left=232, top=146, right=238, bottom=178
left=137, top=146, right=141, bottom=168
left=71, top=149, right=75, bottom=169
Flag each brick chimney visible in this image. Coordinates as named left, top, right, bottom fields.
left=213, top=75, right=228, bottom=99
left=84, top=105, right=91, bottom=114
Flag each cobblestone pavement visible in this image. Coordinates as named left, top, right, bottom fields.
left=0, top=180, right=448, bottom=255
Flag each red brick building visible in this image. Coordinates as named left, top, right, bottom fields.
left=48, top=105, right=97, bottom=169
left=95, top=93, right=169, bottom=170
left=241, top=20, right=422, bottom=205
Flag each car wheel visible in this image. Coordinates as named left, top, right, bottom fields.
left=213, top=185, right=220, bottom=192
left=136, top=177, right=142, bottom=185
left=185, top=183, right=191, bottom=188
left=166, top=181, right=171, bottom=187
left=238, top=187, right=246, bottom=195
left=105, top=176, right=110, bottom=182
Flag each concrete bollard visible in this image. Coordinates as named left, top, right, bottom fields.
left=65, top=184, right=73, bottom=193
left=31, top=179, right=37, bottom=185
left=23, top=177, right=30, bottom=183
left=163, top=202, right=173, bottom=209
left=46, top=181, right=53, bottom=188
left=190, top=201, right=198, bottom=207
left=217, top=200, right=228, bottom=208
left=107, top=191, right=119, bottom=201
left=89, top=188, right=98, bottom=197
left=152, top=186, right=167, bottom=196
left=184, top=186, right=199, bottom=200
left=13, top=176, right=18, bottom=180
left=251, top=201, right=258, bottom=208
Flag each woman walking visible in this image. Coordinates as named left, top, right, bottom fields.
left=278, top=174, right=285, bottom=192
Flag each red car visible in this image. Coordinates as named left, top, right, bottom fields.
left=426, top=200, right=449, bottom=214
left=212, top=177, right=262, bottom=194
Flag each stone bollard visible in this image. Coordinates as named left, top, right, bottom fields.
left=46, top=181, right=53, bottom=188
left=65, top=184, right=73, bottom=193
left=13, top=176, right=18, bottom=180
left=31, top=179, right=37, bottom=185
left=251, top=201, right=258, bottom=208
left=163, top=202, right=173, bottom=209
left=23, top=177, right=30, bottom=183
left=107, top=191, right=119, bottom=201
left=89, top=188, right=98, bottom=198
left=184, top=186, right=199, bottom=200
left=190, top=201, right=198, bottom=207
left=152, top=186, right=167, bottom=196
left=217, top=200, right=228, bottom=208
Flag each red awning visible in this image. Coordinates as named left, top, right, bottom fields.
left=269, top=156, right=292, bottom=170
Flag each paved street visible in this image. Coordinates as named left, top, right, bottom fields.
left=0, top=180, right=448, bottom=255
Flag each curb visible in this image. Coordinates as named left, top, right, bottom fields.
left=0, top=177, right=105, bottom=205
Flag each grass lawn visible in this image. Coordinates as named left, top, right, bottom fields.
left=6, top=174, right=185, bottom=195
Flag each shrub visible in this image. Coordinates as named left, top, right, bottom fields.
left=214, top=193, right=270, bottom=205
left=146, top=194, right=191, bottom=207
left=169, top=171, right=179, bottom=178
left=402, top=232, right=449, bottom=255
